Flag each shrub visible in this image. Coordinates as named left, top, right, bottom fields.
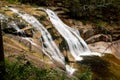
left=5, top=59, right=69, bottom=80
left=63, top=0, right=120, bottom=25
left=78, top=68, right=92, bottom=80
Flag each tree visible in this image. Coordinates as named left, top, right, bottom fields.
left=0, top=20, right=5, bottom=80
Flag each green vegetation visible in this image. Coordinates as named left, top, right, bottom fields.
left=5, top=54, right=120, bottom=80
left=3, top=0, right=120, bottom=25
left=4, top=0, right=18, bottom=3
left=1, top=0, right=120, bottom=80
left=77, top=68, right=92, bottom=80
left=62, top=0, right=120, bottom=25
left=4, top=58, right=94, bottom=80
left=5, top=59, right=68, bottom=80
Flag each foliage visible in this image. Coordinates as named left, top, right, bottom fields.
left=62, top=0, right=120, bottom=25
left=4, top=0, right=18, bottom=3
left=4, top=56, right=95, bottom=80
left=77, top=68, right=92, bottom=80
left=4, top=0, right=120, bottom=25
left=19, top=0, right=46, bottom=6
left=5, top=59, right=69, bottom=80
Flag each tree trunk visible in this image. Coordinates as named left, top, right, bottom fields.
left=0, top=21, right=5, bottom=80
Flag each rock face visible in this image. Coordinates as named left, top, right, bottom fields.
left=1, top=2, right=120, bottom=80
left=84, top=29, right=95, bottom=39
left=88, top=40, right=120, bottom=59
left=1, top=0, right=120, bottom=63
left=88, top=41, right=112, bottom=54
left=86, top=34, right=111, bottom=44
left=50, top=4, right=120, bottom=44
left=2, top=22, right=33, bottom=37
left=111, top=40, right=120, bottom=59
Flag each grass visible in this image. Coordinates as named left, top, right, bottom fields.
left=5, top=59, right=69, bottom=80
left=4, top=56, right=94, bottom=80
left=77, top=68, right=92, bottom=80
left=4, top=0, right=18, bottom=4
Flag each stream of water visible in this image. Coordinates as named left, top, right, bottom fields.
left=46, top=9, right=101, bottom=61
left=9, top=8, right=76, bottom=75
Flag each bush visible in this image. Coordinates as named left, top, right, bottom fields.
left=63, top=0, right=120, bottom=24
left=19, top=0, right=47, bottom=6
left=78, top=68, right=92, bottom=80
left=4, top=0, right=120, bottom=24
left=4, top=58, right=95, bottom=80
left=5, top=59, right=69, bottom=80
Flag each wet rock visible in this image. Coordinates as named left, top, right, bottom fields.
left=42, top=21, right=50, bottom=26
left=24, top=29, right=33, bottom=37
left=3, top=27, right=16, bottom=34
left=2, top=21, right=33, bottom=37
left=5, top=11, right=15, bottom=17
left=17, top=23, right=26, bottom=29
left=2, top=22, right=16, bottom=34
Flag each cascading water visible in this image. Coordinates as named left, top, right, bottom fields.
left=0, top=14, right=8, bottom=29
left=46, top=9, right=101, bottom=60
left=46, top=9, right=91, bottom=61
left=9, top=8, right=76, bottom=75
left=7, top=21, right=38, bottom=47
left=0, top=14, right=7, bottom=20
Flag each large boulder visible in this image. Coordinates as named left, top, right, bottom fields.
left=86, top=34, right=111, bottom=44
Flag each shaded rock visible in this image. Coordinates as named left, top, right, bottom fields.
left=83, top=29, right=95, bottom=39
left=93, top=26, right=111, bottom=35
left=42, top=21, right=50, bottom=26
left=112, top=34, right=120, bottom=41
left=3, top=21, right=33, bottom=37
left=111, top=27, right=120, bottom=41
left=86, top=34, right=111, bottom=44
left=24, top=29, right=33, bottom=37
left=3, top=27, right=16, bottom=34
left=17, top=23, right=26, bottom=29
left=3, top=22, right=16, bottom=34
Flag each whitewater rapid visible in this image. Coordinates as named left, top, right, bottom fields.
left=46, top=9, right=92, bottom=61
left=9, top=8, right=76, bottom=75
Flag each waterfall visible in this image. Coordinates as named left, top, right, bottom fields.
left=0, top=14, right=8, bottom=30
left=7, top=21, right=38, bottom=47
left=46, top=9, right=93, bottom=61
left=9, top=8, right=76, bottom=75
left=0, top=14, right=8, bottom=20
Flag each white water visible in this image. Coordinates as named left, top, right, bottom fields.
left=7, top=21, right=38, bottom=47
left=0, top=14, right=8, bottom=30
left=46, top=9, right=94, bottom=61
left=0, top=14, right=5, bottom=20
left=9, top=8, right=76, bottom=75
left=9, top=8, right=64, bottom=63
left=0, top=14, right=8, bottom=20
left=8, top=21, right=21, bottom=32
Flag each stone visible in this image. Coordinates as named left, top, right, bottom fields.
left=86, top=34, right=111, bottom=44
left=83, top=29, right=95, bottom=39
